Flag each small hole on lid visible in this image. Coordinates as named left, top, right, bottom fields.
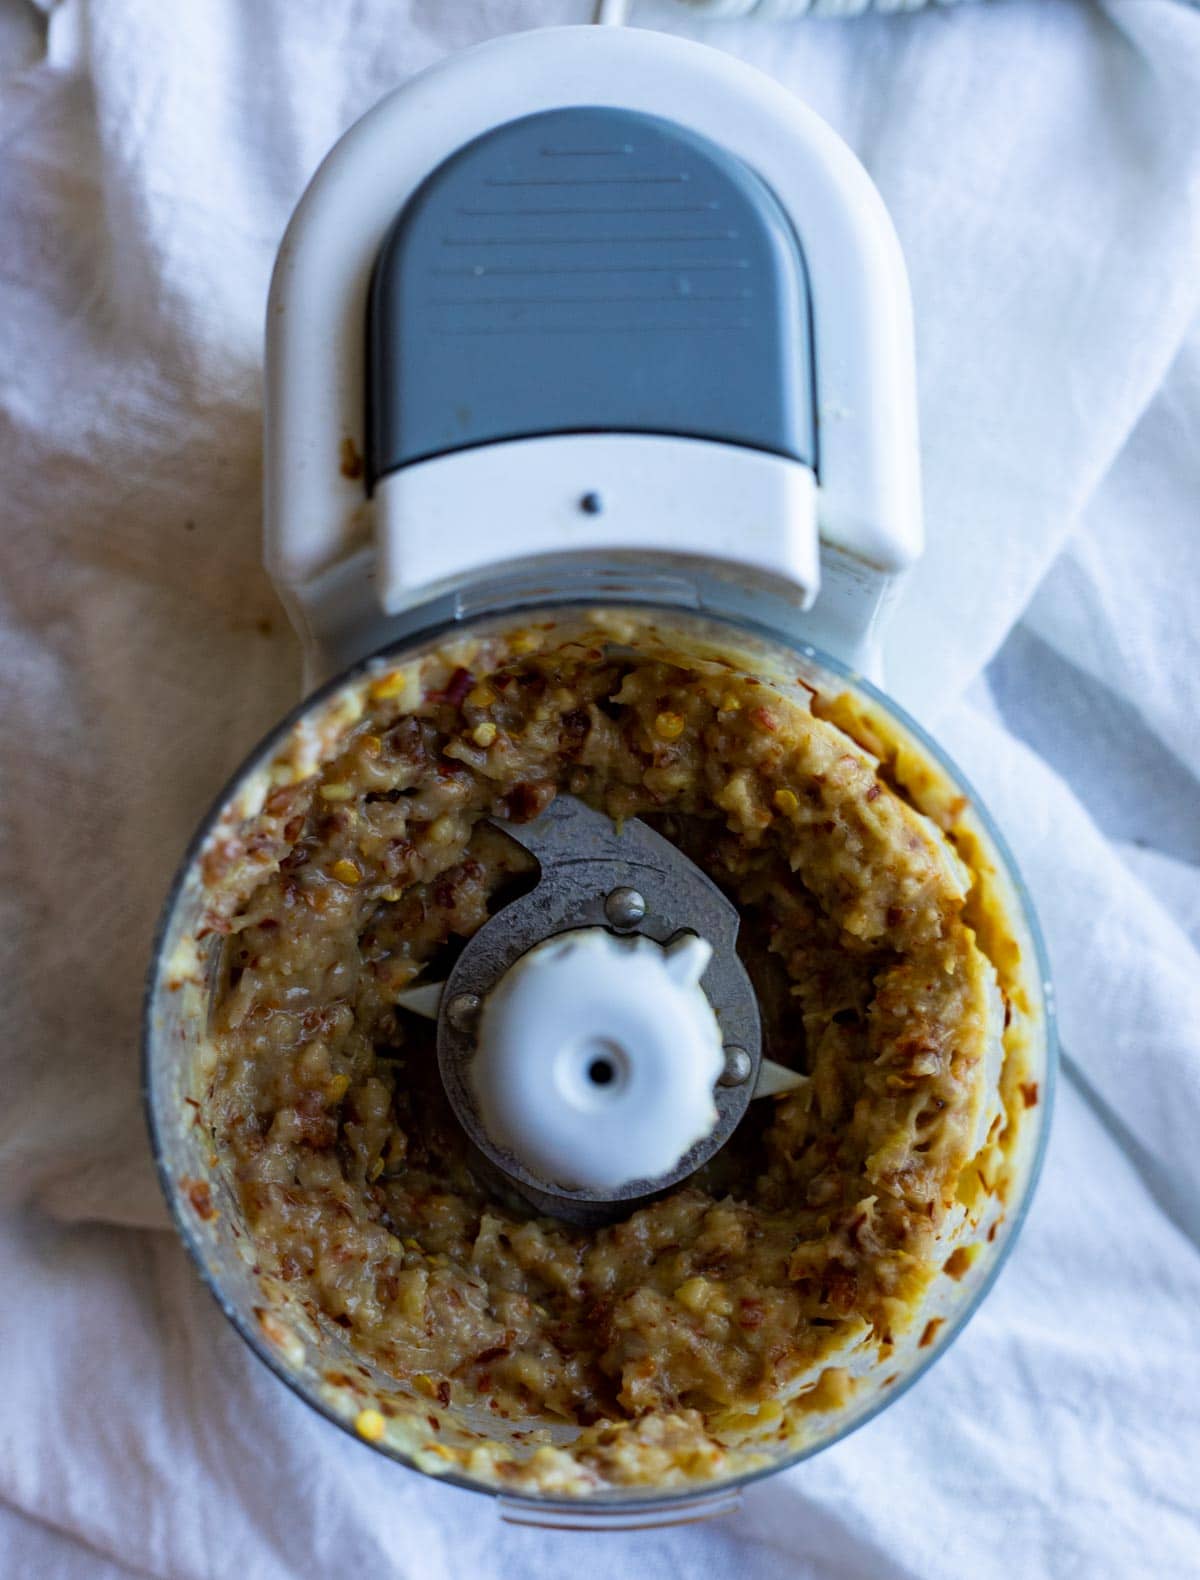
left=587, top=1057, right=616, bottom=1087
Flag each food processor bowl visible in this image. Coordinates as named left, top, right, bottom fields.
left=144, top=597, right=1054, bottom=1527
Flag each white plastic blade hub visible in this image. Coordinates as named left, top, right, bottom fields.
left=471, top=927, right=725, bottom=1191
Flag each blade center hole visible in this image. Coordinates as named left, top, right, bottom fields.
left=561, top=1036, right=630, bottom=1105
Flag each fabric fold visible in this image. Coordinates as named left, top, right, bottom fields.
left=2, top=2, right=1198, bottom=1576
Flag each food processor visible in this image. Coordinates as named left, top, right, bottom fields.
left=144, top=19, right=1054, bottom=1529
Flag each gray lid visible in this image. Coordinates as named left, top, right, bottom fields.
left=367, top=106, right=815, bottom=486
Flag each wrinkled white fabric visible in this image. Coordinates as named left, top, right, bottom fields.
left=1, top=1, right=1198, bottom=1575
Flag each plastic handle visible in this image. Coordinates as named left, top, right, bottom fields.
left=366, top=106, right=815, bottom=487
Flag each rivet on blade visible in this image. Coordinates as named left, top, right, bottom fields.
left=604, top=886, right=646, bottom=930
left=446, top=993, right=481, bottom=1034
left=719, top=1046, right=753, bottom=1087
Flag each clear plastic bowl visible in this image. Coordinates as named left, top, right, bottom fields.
left=143, top=600, right=1054, bottom=1528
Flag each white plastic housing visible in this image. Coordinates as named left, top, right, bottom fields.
left=265, top=25, right=922, bottom=680
left=471, top=929, right=724, bottom=1191
left=377, top=435, right=818, bottom=616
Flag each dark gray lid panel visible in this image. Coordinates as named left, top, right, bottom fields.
left=367, top=106, right=815, bottom=485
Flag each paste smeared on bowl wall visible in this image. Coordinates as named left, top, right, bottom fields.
left=165, top=611, right=1042, bottom=1495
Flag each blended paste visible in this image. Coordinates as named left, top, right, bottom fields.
left=194, top=614, right=1009, bottom=1490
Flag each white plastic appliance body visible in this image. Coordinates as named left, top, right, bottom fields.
left=264, top=25, right=922, bottom=687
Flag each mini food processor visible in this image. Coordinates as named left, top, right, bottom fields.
left=145, top=21, right=1053, bottom=1528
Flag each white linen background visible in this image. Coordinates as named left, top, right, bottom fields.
left=1, top=0, right=1198, bottom=1575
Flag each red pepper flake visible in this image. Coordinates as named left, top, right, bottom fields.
left=1019, top=1081, right=1039, bottom=1109
left=919, top=1317, right=945, bottom=1349
left=737, top=1298, right=765, bottom=1330
left=866, top=784, right=882, bottom=803
left=436, top=1379, right=451, bottom=1407
left=182, top=1177, right=216, bottom=1220
left=750, top=706, right=779, bottom=732
left=200, top=842, right=240, bottom=887
left=265, top=784, right=301, bottom=817
left=501, top=779, right=556, bottom=824
left=429, top=667, right=473, bottom=708
left=473, top=1344, right=513, bottom=1366
left=427, top=1415, right=441, bottom=1432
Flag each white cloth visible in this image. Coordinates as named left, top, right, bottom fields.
left=2, top=0, right=1199, bottom=1575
